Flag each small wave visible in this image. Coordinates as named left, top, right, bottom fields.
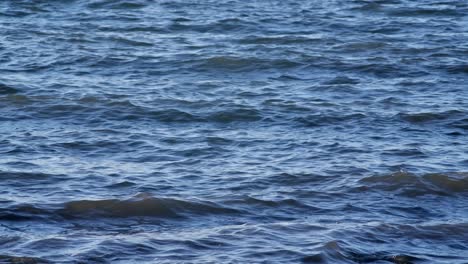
left=147, top=109, right=202, bottom=123
left=2, top=161, right=40, bottom=169
left=358, top=172, right=468, bottom=196
left=350, top=63, right=404, bottom=78
left=32, top=104, right=94, bottom=120
left=0, top=205, right=50, bottom=221
left=167, top=18, right=256, bottom=33
left=0, top=94, right=30, bottom=108
left=381, top=148, right=426, bottom=158
left=0, top=171, right=63, bottom=181
left=198, top=56, right=302, bottom=71
left=207, top=108, right=262, bottom=123
left=309, top=222, right=468, bottom=263
left=397, top=110, right=464, bottom=123
left=260, top=172, right=336, bottom=187
left=225, top=195, right=317, bottom=210
left=451, top=118, right=468, bottom=130
left=349, top=2, right=383, bottom=12
left=296, top=113, right=367, bottom=127
left=302, top=240, right=424, bottom=264
left=238, top=34, right=323, bottom=45
left=15, top=94, right=265, bottom=124
left=16, top=99, right=266, bottom=124
left=87, top=1, right=146, bottom=10
left=446, top=64, right=468, bottom=75
left=58, top=194, right=239, bottom=219
left=387, top=7, right=461, bottom=17
left=1, top=195, right=240, bottom=221
left=332, top=41, right=388, bottom=53
left=106, top=181, right=137, bottom=189
left=364, top=222, right=468, bottom=249
left=321, top=76, right=360, bottom=85
left=0, top=255, right=49, bottom=264
left=107, top=36, right=154, bottom=47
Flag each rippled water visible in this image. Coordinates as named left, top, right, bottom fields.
left=1, top=0, right=468, bottom=263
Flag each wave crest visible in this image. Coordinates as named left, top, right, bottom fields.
left=59, top=194, right=239, bottom=219
left=358, top=172, right=468, bottom=196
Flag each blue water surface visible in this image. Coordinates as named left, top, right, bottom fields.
left=0, top=0, right=467, bottom=263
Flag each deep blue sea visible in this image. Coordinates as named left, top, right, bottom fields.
left=0, top=0, right=467, bottom=263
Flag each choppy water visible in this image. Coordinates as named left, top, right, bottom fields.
left=1, top=0, right=468, bottom=263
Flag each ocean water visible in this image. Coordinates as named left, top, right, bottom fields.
left=1, top=0, right=468, bottom=263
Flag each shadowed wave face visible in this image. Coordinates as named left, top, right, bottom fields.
left=1, top=0, right=468, bottom=263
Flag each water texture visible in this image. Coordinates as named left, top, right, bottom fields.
left=1, top=0, right=467, bottom=263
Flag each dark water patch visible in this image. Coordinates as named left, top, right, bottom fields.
left=58, top=194, right=240, bottom=219
left=326, top=246, right=426, bottom=264
left=358, top=172, right=468, bottom=196
left=106, top=181, right=137, bottom=189
left=107, top=36, right=154, bottom=47
left=0, top=236, right=21, bottom=248
left=0, top=171, right=63, bottom=181
left=309, top=239, right=428, bottom=264
left=348, top=252, right=423, bottom=264
left=326, top=220, right=468, bottom=262
left=450, top=118, right=468, bottom=130
left=0, top=94, right=31, bottom=106
left=141, top=109, right=201, bottom=123
left=387, top=7, right=462, bottom=17
left=205, top=136, right=234, bottom=145
left=197, top=56, right=302, bottom=71
left=296, top=113, right=367, bottom=127
left=301, top=254, right=325, bottom=263
left=32, top=104, right=96, bottom=119
left=261, top=99, right=313, bottom=113
left=386, top=205, right=435, bottom=219
left=382, top=148, right=427, bottom=158
left=168, top=17, right=258, bottom=34
left=87, top=1, right=147, bottom=10
left=25, top=238, right=75, bottom=252
left=350, top=63, right=409, bottom=78
left=14, top=97, right=268, bottom=124
left=397, top=80, right=437, bottom=87
left=349, top=2, right=385, bottom=12
left=50, top=139, right=150, bottom=154
left=332, top=41, right=389, bottom=53
left=0, top=83, right=19, bottom=95
left=238, top=34, right=323, bottom=45
left=0, top=204, right=50, bottom=222
left=0, top=255, right=49, bottom=264
left=0, top=195, right=242, bottom=222
left=446, top=64, right=468, bottom=74
left=322, top=76, right=360, bottom=85
left=364, top=222, right=468, bottom=249
left=207, top=108, right=262, bottom=123
left=2, top=161, right=40, bottom=169
left=224, top=196, right=323, bottom=213
left=397, top=110, right=465, bottom=123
